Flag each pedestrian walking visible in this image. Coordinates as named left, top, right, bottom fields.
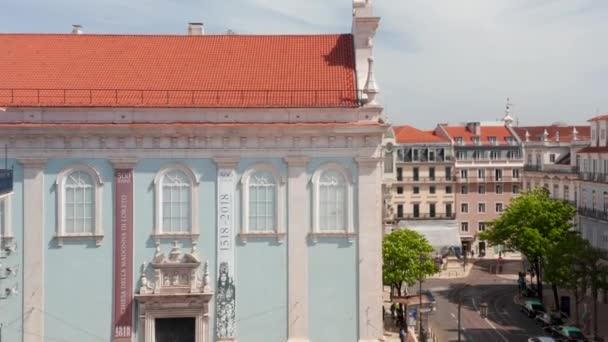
left=390, top=303, right=396, bottom=320
left=399, top=325, right=407, bottom=342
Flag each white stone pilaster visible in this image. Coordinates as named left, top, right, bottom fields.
left=20, top=158, right=46, bottom=342
left=355, top=157, right=383, bottom=342
left=285, top=156, right=311, bottom=342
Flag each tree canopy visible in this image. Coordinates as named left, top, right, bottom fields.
left=383, top=229, right=436, bottom=295
left=479, top=188, right=575, bottom=261
left=479, top=188, right=576, bottom=303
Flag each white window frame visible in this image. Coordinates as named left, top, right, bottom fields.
left=495, top=202, right=504, bottom=213
left=461, top=203, right=468, bottom=213
left=239, top=163, right=286, bottom=243
left=0, top=194, right=13, bottom=243
left=153, top=163, right=200, bottom=242
left=56, top=164, right=104, bottom=247
left=478, top=202, right=486, bottom=213
left=311, top=163, right=355, bottom=242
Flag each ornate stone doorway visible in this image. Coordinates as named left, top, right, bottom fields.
left=155, top=317, right=195, bottom=342
left=136, top=241, right=213, bottom=342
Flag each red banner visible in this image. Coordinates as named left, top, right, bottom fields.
left=113, top=169, right=133, bottom=341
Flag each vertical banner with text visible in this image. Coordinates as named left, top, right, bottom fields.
left=113, top=169, right=133, bottom=341
left=216, top=168, right=236, bottom=339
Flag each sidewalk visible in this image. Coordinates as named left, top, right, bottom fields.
left=430, top=261, right=474, bottom=279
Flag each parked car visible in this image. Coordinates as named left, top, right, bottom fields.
left=548, top=325, right=587, bottom=341
left=521, top=300, right=546, bottom=318
left=535, top=312, right=564, bottom=327
left=528, top=337, right=559, bottom=342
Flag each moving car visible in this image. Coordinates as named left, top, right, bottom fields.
left=535, top=312, right=564, bottom=327
left=528, top=337, right=558, bottom=342
left=548, top=325, right=587, bottom=341
left=521, top=300, right=546, bottom=318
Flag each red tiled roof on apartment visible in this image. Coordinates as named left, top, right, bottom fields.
left=393, top=125, right=449, bottom=143
left=441, top=125, right=514, bottom=145
left=0, top=34, right=358, bottom=108
left=513, top=125, right=590, bottom=142
left=588, top=114, right=608, bottom=122
left=578, top=146, right=608, bottom=154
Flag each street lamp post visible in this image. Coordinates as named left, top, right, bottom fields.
left=419, top=253, right=425, bottom=341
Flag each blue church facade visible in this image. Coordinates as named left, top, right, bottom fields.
left=0, top=2, right=386, bottom=341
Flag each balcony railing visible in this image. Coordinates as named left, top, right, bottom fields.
left=396, top=177, right=454, bottom=183
left=525, top=165, right=578, bottom=174
left=578, top=207, right=608, bottom=221
left=0, top=88, right=361, bottom=108
left=398, top=156, right=455, bottom=163
left=454, top=176, right=521, bottom=183
left=396, top=213, right=456, bottom=220
left=579, top=172, right=608, bottom=183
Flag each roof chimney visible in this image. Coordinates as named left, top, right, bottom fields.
left=71, top=24, right=83, bottom=34
left=188, top=22, right=204, bottom=35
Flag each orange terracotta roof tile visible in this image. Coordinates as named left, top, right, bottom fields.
left=588, top=114, right=608, bottom=122
left=442, top=125, right=514, bottom=145
left=513, top=125, right=590, bottom=142
left=393, top=125, right=449, bottom=143
left=0, top=34, right=358, bottom=108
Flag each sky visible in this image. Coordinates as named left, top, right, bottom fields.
left=2, top=0, right=607, bottom=128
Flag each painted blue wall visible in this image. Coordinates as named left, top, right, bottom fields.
left=307, top=158, right=359, bottom=341
left=44, top=159, right=114, bottom=342
left=0, top=160, right=23, bottom=342
left=234, top=159, right=287, bottom=342
left=132, top=159, right=217, bottom=342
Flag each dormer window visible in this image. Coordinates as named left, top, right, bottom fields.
left=455, top=137, right=463, bottom=145
left=488, top=136, right=497, bottom=145
left=472, top=136, right=480, bottom=145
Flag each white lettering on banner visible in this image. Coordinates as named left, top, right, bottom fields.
left=216, top=168, right=236, bottom=339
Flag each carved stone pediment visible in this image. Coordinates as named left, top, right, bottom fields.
left=139, top=241, right=211, bottom=296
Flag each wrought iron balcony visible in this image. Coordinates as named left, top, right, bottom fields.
left=578, top=172, right=608, bottom=183
left=577, top=207, right=608, bottom=221
left=396, top=177, right=454, bottom=183
left=396, top=213, right=456, bottom=220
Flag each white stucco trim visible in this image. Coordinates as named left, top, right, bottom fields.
left=239, top=163, right=286, bottom=243
left=55, top=164, right=104, bottom=247
left=310, top=162, right=355, bottom=242
left=153, top=163, right=200, bottom=242
left=0, top=195, right=12, bottom=243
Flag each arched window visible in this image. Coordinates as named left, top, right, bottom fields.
left=56, top=165, right=104, bottom=246
left=240, top=164, right=285, bottom=242
left=154, top=164, right=199, bottom=239
left=319, top=170, right=347, bottom=230
left=312, top=163, right=354, bottom=238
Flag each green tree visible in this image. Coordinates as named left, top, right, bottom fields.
left=544, top=233, right=589, bottom=324
left=383, top=229, right=436, bottom=297
left=577, top=242, right=608, bottom=338
left=479, top=188, right=575, bottom=305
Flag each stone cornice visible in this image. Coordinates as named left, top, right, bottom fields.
left=213, top=156, right=240, bottom=169
left=17, top=158, right=47, bottom=168
left=110, top=158, right=139, bottom=169
left=284, top=156, right=311, bottom=167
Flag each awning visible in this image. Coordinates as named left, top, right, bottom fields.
left=397, top=220, right=462, bottom=255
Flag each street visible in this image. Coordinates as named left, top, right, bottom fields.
left=424, top=259, right=549, bottom=342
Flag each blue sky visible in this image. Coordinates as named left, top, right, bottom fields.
left=2, top=0, right=607, bottom=128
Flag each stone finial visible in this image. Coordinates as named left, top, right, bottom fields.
left=525, top=130, right=530, bottom=142
left=503, top=97, right=514, bottom=126
left=542, top=129, right=548, bottom=141
left=203, top=261, right=211, bottom=292
left=363, top=56, right=379, bottom=106
left=555, top=130, right=560, bottom=142
left=573, top=126, right=579, bottom=141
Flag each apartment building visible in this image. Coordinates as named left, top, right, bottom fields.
left=515, top=124, right=589, bottom=203
left=576, top=115, right=608, bottom=259
left=382, top=126, right=459, bottom=249
left=435, top=121, right=524, bottom=257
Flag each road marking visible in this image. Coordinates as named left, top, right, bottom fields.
left=484, top=317, right=509, bottom=342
